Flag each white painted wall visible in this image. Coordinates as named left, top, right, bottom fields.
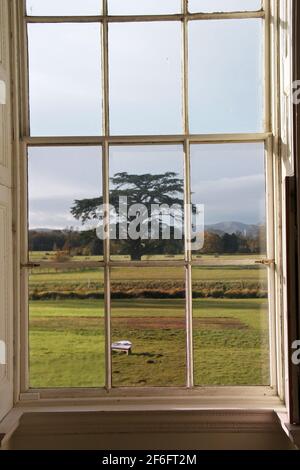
left=0, top=0, right=14, bottom=422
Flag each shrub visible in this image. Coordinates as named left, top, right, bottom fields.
left=210, top=288, right=225, bottom=298
left=53, top=251, right=71, bottom=263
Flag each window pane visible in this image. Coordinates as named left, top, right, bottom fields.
left=189, top=0, right=261, bottom=13
left=108, top=0, right=181, bottom=15
left=189, top=19, right=263, bottom=134
left=192, top=265, right=270, bottom=385
left=111, top=267, right=186, bottom=387
left=28, top=23, right=102, bottom=136
left=28, top=147, right=103, bottom=262
left=29, top=268, right=105, bottom=388
left=109, top=22, right=182, bottom=135
left=109, top=145, right=184, bottom=260
left=190, top=143, right=266, bottom=258
left=26, top=0, right=102, bottom=16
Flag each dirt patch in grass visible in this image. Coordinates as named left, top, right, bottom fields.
left=113, top=316, right=248, bottom=330
left=31, top=316, right=248, bottom=331
left=194, top=317, right=248, bottom=330
left=112, top=317, right=186, bottom=330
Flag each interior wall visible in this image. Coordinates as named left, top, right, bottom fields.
left=292, top=0, right=300, bottom=426
left=0, top=0, right=14, bottom=423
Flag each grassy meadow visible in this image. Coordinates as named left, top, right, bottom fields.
left=29, top=253, right=270, bottom=388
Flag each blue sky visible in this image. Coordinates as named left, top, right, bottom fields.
left=26, top=2, right=265, bottom=230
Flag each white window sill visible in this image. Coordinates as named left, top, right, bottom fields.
left=0, top=404, right=291, bottom=451
left=16, top=386, right=285, bottom=412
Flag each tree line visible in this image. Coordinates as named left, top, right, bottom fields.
left=29, top=227, right=265, bottom=258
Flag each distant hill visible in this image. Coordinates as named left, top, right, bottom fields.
left=205, top=221, right=262, bottom=237
left=30, top=228, right=55, bottom=233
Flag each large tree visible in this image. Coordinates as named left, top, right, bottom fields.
left=71, top=172, right=184, bottom=261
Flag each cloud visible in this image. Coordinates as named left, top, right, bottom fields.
left=192, top=174, right=265, bottom=224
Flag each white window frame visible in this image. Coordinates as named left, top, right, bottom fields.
left=11, top=0, right=288, bottom=408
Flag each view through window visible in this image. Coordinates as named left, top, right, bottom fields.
left=23, top=0, right=272, bottom=390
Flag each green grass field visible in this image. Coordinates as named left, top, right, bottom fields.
left=28, top=258, right=270, bottom=389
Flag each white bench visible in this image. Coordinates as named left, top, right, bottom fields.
left=111, top=341, right=132, bottom=355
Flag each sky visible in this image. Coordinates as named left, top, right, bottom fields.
left=26, top=1, right=261, bottom=16
left=28, top=146, right=103, bottom=229
left=26, top=1, right=265, bottom=230
left=28, top=143, right=265, bottom=230
left=191, top=143, right=265, bottom=226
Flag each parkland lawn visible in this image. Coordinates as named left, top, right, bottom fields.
left=29, top=261, right=269, bottom=389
